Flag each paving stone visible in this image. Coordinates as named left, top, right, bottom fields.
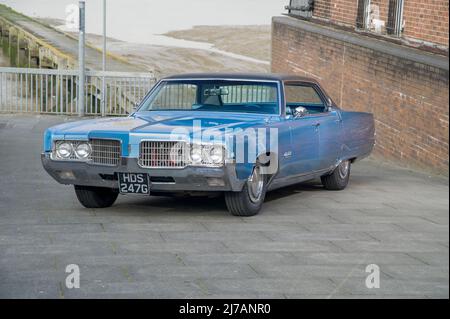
left=201, top=278, right=336, bottom=296
left=129, top=264, right=260, bottom=281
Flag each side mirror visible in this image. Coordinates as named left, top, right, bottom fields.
left=293, top=106, right=308, bottom=119
left=132, top=101, right=139, bottom=112
left=327, top=97, right=333, bottom=106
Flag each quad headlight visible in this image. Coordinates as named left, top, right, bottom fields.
left=190, top=146, right=203, bottom=164
left=209, top=146, right=224, bottom=164
left=55, top=142, right=73, bottom=159
left=75, top=142, right=92, bottom=159
left=189, top=144, right=225, bottom=166
left=54, top=141, right=91, bottom=161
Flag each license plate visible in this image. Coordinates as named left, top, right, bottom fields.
left=118, top=173, right=150, bottom=194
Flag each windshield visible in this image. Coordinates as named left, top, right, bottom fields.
left=138, top=80, right=279, bottom=115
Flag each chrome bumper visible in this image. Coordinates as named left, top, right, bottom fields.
left=41, top=153, right=244, bottom=192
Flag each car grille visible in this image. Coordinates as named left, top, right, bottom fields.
left=90, top=139, right=121, bottom=166
left=139, top=141, right=187, bottom=168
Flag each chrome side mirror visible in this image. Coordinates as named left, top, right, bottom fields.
left=132, top=101, right=139, bottom=112
left=327, top=97, right=333, bottom=107
left=293, top=106, right=308, bottom=119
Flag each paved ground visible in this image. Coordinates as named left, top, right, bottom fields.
left=0, top=114, right=448, bottom=298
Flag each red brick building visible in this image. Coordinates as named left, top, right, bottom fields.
left=272, top=0, right=449, bottom=173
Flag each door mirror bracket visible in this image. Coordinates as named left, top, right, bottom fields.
left=293, top=106, right=308, bottom=119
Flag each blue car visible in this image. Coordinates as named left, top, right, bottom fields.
left=42, top=73, right=375, bottom=216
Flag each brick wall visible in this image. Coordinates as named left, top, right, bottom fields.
left=272, top=16, right=449, bottom=173
left=314, top=0, right=358, bottom=25
left=312, top=0, right=449, bottom=47
left=402, top=0, right=449, bottom=46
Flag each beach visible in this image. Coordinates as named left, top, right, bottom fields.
left=81, top=25, right=271, bottom=77
left=1, top=21, right=271, bottom=76
left=1, top=0, right=275, bottom=76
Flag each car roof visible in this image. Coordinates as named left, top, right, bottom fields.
left=162, top=73, right=319, bottom=84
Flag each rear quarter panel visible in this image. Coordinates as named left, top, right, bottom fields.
left=339, top=110, right=375, bottom=162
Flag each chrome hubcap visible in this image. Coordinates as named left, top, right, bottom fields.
left=247, top=166, right=264, bottom=203
left=338, top=160, right=350, bottom=179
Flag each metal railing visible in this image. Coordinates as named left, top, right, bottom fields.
left=0, top=67, right=156, bottom=116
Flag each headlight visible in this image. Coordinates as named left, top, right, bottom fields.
left=190, top=144, right=224, bottom=165
left=209, top=146, right=223, bottom=164
left=190, top=146, right=203, bottom=164
left=56, top=142, right=73, bottom=159
left=75, top=142, right=92, bottom=159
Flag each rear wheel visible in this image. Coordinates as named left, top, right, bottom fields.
left=74, top=185, right=118, bottom=208
left=224, top=165, right=267, bottom=216
left=321, top=160, right=351, bottom=190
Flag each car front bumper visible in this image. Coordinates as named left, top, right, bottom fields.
left=41, top=153, right=245, bottom=192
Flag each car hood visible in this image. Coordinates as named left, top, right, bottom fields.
left=47, top=111, right=276, bottom=140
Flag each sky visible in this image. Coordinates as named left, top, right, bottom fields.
left=1, top=0, right=287, bottom=44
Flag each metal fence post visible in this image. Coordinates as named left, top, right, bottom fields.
left=102, top=0, right=107, bottom=116
left=78, top=0, right=85, bottom=116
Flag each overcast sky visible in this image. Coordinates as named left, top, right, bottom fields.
left=2, top=0, right=287, bottom=43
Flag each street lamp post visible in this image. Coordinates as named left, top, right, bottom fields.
left=78, top=0, right=85, bottom=116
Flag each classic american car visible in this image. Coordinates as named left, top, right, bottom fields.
left=42, top=73, right=375, bottom=216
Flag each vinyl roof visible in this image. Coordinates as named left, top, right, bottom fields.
left=162, top=73, right=318, bottom=83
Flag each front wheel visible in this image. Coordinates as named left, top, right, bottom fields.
left=74, top=185, right=118, bottom=208
left=321, top=160, right=351, bottom=190
left=224, top=165, right=267, bottom=216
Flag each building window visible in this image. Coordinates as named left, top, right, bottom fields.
left=285, top=0, right=315, bottom=19
left=386, top=0, right=404, bottom=36
left=356, top=0, right=371, bottom=29
left=357, top=0, right=404, bottom=37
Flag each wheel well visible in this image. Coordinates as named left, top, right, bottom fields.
left=256, top=151, right=278, bottom=183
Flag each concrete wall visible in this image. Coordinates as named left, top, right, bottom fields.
left=272, top=16, right=449, bottom=173
left=312, top=0, right=449, bottom=48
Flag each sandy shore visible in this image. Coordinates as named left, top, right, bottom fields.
left=34, top=17, right=271, bottom=77
left=2, top=17, right=271, bottom=77
left=84, top=35, right=269, bottom=77
left=165, top=25, right=271, bottom=62
left=81, top=26, right=271, bottom=77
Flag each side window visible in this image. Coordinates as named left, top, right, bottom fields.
left=285, top=84, right=326, bottom=114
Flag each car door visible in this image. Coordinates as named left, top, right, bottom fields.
left=288, top=116, right=321, bottom=175
left=317, top=108, right=343, bottom=169
left=284, top=83, right=323, bottom=176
